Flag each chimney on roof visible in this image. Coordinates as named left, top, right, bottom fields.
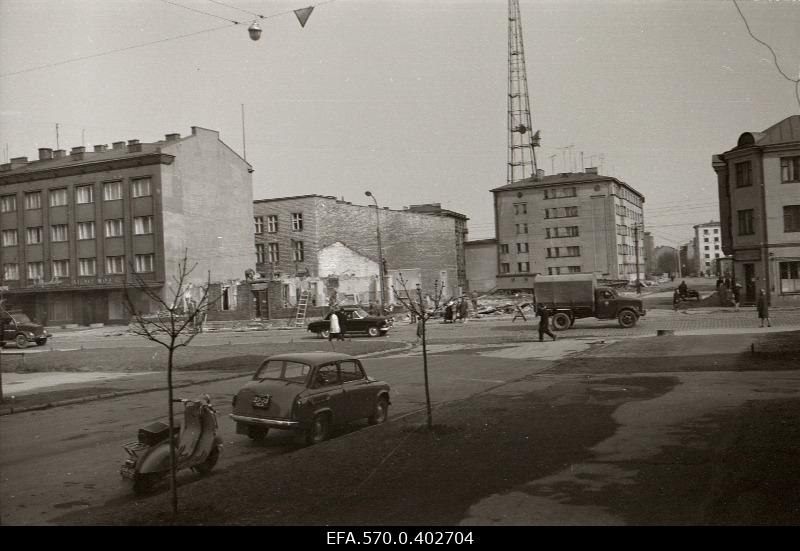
left=585, top=167, right=598, bottom=175
left=53, top=149, right=66, bottom=159
left=165, top=133, right=180, bottom=142
left=93, top=144, right=107, bottom=152
left=10, top=156, right=28, bottom=168
left=127, top=139, right=142, bottom=153
left=112, top=141, right=125, bottom=150
left=560, top=173, right=569, bottom=177
left=38, top=148, right=53, bottom=160
left=127, top=139, right=140, bottom=146
left=70, top=146, right=85, bottom=155
left=536, top=169, right=545, bottom=179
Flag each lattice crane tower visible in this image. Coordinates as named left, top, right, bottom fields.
left=507, top=0, right=540, bottom=185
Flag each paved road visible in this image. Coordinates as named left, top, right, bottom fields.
left=0, top=339, right=584, bottom=525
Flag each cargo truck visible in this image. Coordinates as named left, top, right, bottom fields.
left=534, top=274, right=646, bottom=330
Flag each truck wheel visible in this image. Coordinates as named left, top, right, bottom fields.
left=552, top=313, right=571, bottom=331
left=618, top=310, right=638, bottom=328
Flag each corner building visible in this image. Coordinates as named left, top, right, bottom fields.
left=0, top=127, right=253, bottom=325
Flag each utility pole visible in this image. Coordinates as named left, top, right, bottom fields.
left=634, top=225, right=641, bottom=294
left=55, top=123, right=60, bottom=150
left=549, top=154, right=556, bottom=175
left=580, top=151, right=584, bottom=171
left=241, top=104, right=247, bottom=162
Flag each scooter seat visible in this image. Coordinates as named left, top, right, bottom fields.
left=177, top=402, right=203, bottom=458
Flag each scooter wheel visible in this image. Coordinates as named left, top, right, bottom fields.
left=194, top=445, right=220, bottom=475
left=132, top=473, right=161, bottom=495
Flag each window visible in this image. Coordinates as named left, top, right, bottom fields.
left=714, top=245, right=720, bottom=250
left=779, top=261, right=800, bottom=294
left=133, top=216, right=153, bottom=235
left=1, top=194, right=16, bottom=213
left=705, top=245, right=710, bottom=250
left=27, top=261, right=44, bottom=279
left=77, top=221, right=95, bottom=240
left=79, top=258, right=96, bottom=276
left=714, top=236, right=719, bottom=242
left=4, top=263, right=19, bottom=280
left=499, top=244, right=509, bottom=254
left=105, top=219, right=124, bottom=237
left=76, top=185, right=94, bottom=204
left=291, top=212, right=303, bottom=231
left=547, top=267, right=561, bottom=275
left=267, top=215, right=278, bottom=233
left=256, top=244, right=265, bottom=263
left=314, top=364, right=340, bottom=388
left=517, top=242, right=529, bottom=253
left=704, top=238, right=709, bottom=242
left=50, top=299, right=72, bottom=322
left=499, top=263, right=510, bottom=274
left=737, top=209, right=755, bottom=235
left=735, top=161, right=752, bottom=188
left=781, top=157, right=800, bottom=183
left=49, top=188, right=68, bottom=207
left=292, top=240, right=304, bottom=261
left=705, top=254, right=710, bottom=259
left=268, top=243, right=279, bottom=262
left=513, top=203, right=527, bottom=215
left=546, top=206, right=578, bottom=218
left=517, top=262, right=530, bottom=272
left=2, top=229, right=17, bottom=247
left=104, top=181, right=122, bottom=201
left=546, top=247, right=559, bottom=258
left=26, top=227, right=43, bottom=244
left=105, top=256, right=125, bottom=274
left=566, top=266, right=581, bottom=273
left=703, top=229, right=709, bottom=235
left=713, top=228, right=719, bottom=233
left=254, top=216, right=264, bottom=234
left=340, top=361, right=366, bottom=383
left=51, top=224, right=68, bottom=242
left=52, top=259, right=69, bottom=278
left=545, top=187, right=577, bottom=199
left=131, top=178, right=151, bottom=198
left=515, top=223, right=528, bottom=234
left=784, top=205, right=800, bottom=233
left=565, top=246, right=580, bottom=257
left=134, top=254, right=154, bottom=273
left=24, top=191, right=41, bottom=210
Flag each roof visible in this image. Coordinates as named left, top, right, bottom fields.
left=265, top=352, right=355, bottom=365
left=491, top=171, right=645, bottom=200
left=735, top=115, right=800, bottom=149
left=693, top=221, right=720, bottom=228
left=465, top=238, right=497, bottom=246
left=253, top=194, right=337, bottom=204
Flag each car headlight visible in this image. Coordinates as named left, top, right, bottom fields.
left=25, top=332, right=34, bottom=338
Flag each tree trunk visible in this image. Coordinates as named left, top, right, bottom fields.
left=167, top=347, right=178, bottom=516
left=421, top=318, right=432, bottom=429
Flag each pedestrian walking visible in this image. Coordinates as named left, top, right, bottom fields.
left=328, top=310, right=342, bottom=341
left=337, top=309, right=347, bottom=340
left=716, top=277, right=723, bottom=290
left=673, top=289, right=681, bottom=311
left=678, top=280, right=688, bottom=298
left=536, top=303, right=557, bottom=342
left=458, top=297, right=469, bottom=323
left=470, top=290, right=479, bottom=310
left=757, top=289, right=771, bottom=327
left=733, top=283, right=741, bottom=311
left=443, top=301, right=454, bottom=323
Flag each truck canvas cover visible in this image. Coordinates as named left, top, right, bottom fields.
left=534, top=274, right=596, bottom=309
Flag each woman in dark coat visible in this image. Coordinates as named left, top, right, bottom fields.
left=756, top=289, right=771, bottom=327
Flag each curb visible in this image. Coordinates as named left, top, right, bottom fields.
left=0, top=343, right=411, bottom=417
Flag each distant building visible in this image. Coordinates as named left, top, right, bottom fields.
left=693, top=221, right=722, bottom=276
left=0, top=127, right=254, bottom=325
left=490, top=168, right=646, bottom=289
left=465, top=238, right=497, bottom=293
left=653, top=245, right=678, bottom=275
left=251, top=195, right=468, bottom=317
left=712, top=115, right=800, bottom=305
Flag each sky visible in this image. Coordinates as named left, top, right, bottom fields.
left=1, top=0, right=799, bottom=250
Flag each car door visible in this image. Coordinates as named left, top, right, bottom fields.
left=595, top=289, right=614, bottom=318
left=306, top=362, right=346, bottom=425
left=339, top=360, right=374, bottom=421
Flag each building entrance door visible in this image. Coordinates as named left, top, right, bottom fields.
left=253, top=290, right=269, bottom=319
left=744, top=263, right=755, bottom=303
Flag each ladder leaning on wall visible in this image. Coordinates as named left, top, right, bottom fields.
left=293, top=290, right=310, bottom=327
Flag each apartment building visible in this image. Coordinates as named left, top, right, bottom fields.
left=0, top=127, right=253, bottom=325
left=252, top=195, right=468, bottom=316
left=490, top=168, right=646, bottom=289
left=712, top=115, right=800, bottom=306
left=693, top=221, right=723, bottom=276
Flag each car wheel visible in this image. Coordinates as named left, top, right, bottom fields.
left=618, top=309, right=638, bottom=328
left=248, top=427, right=269, bottom=441
left=35, top=338, right=47, bottom=346
left=193, top=445, right=220, bottom=475
left=305, top=413, right=331, bottom=445
left=367, top=326, right=380, bottom=338
left=320, top=330, right=330, bottom=339
left=368, top=397, right=389, bottom=425
left=15, top=334, right=28, bottom=349
left=551, top=313, right=571, bottom=331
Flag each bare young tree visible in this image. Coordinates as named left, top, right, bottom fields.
left=391, top=273, right=444, bottom=429
left=123, top=249, right=214, bottom=515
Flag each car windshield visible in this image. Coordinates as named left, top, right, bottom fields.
left=255, top=360, right=311, bottom=383
left=351, top=308, right=369, bottom=318
left=11, top=313, right=32, bottom=323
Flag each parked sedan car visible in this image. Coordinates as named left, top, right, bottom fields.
left=0, top=310, right=50, bottom=348
left=307, top=306, right=391, bottom=338
left=230, top=352, right=391, bottom=444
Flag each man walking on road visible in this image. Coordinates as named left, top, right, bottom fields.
left=536, top=303, right=557, bottom=342
left=757, top=289, right=771, bottom=327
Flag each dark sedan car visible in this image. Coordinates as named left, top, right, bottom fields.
left=307, top=306, right=391, bottom=338
left=0, top=310, right=50, bottom=348
left=230, top=352, right=391, bottom=445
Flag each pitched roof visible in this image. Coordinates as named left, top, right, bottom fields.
left=736, top=115, right=800, bottom=149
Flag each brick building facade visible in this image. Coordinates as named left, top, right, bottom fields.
left=0, top=127, right=253, bottom=325
left=251, top=195, right=468, bottom=316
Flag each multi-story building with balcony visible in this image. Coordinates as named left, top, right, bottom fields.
left=0, top=127, right=253, bottom=325
left=712, top=115, right=800, bottom=306
left=693, top=220, right=723, bottom=276
left=251, top=195, right=468, bottom=315
left=491, top=168, right=646, bottom=290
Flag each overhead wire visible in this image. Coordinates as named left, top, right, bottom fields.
left=207, top=0, right=265, bottom=19
left=157, top=0, right=241, bottom=24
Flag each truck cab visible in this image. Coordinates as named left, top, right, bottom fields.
left=593, top=287, right=646, bottom=326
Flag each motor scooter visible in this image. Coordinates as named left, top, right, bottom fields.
left=120, top=395, right=223, bottom=495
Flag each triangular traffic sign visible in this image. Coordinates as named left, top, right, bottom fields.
left=294, top=6, right=314, bottom=28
